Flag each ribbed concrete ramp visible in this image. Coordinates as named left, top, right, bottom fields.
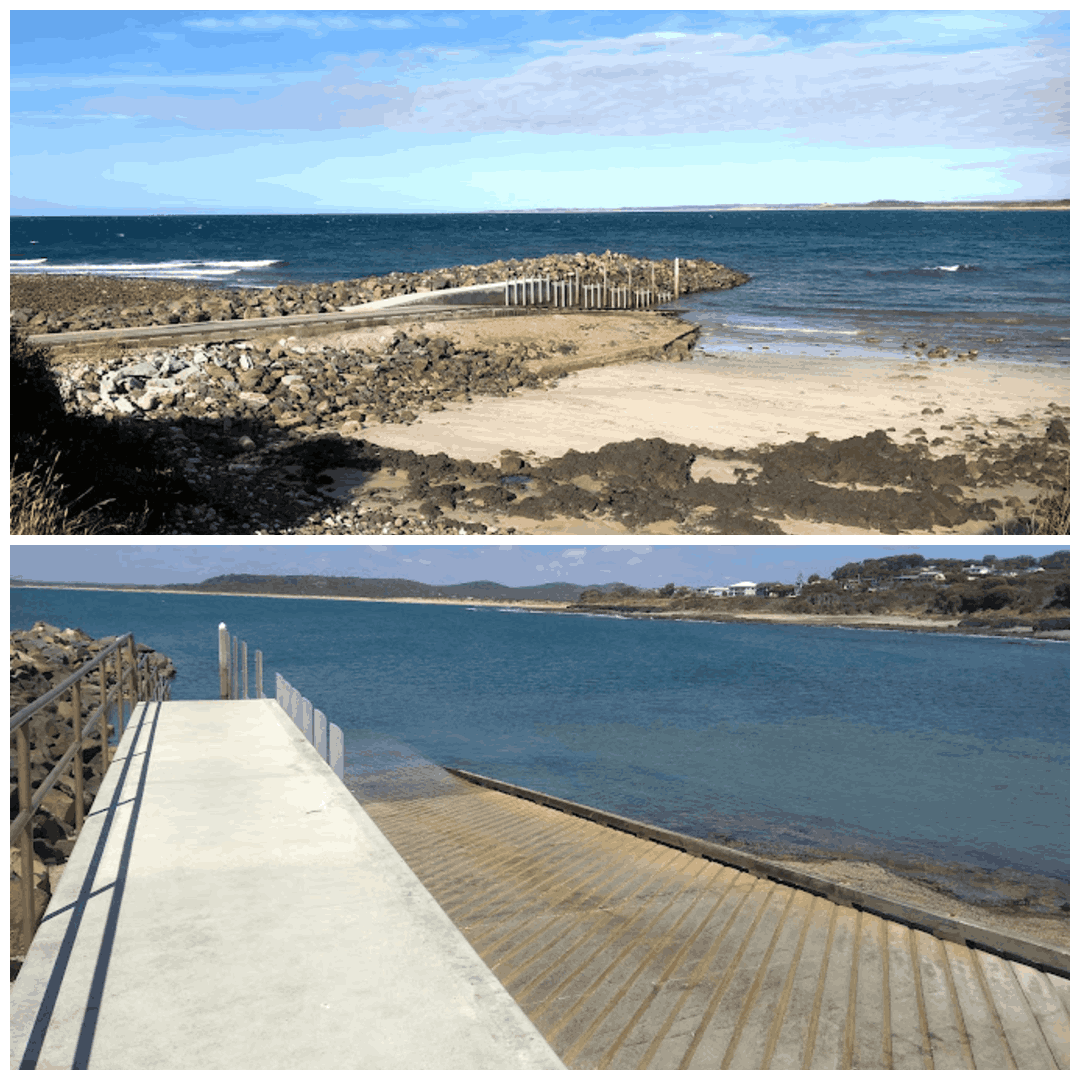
left=9, top=701, right=563, bottom=1070
left=348, top=758, right=1069, bottom=1070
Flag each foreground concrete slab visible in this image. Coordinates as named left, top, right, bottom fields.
left=10, top=698, right=564, bottom=1070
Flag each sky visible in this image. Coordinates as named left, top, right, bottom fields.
left=10, top=8, right=1068, bottom=213
left=8, top=542, right=1066, bottom=588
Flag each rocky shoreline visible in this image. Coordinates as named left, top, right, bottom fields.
left=10, top=251, right=748, bottom=333
left=9, top=623, right=175, bottom=967
left=11, top=253, right=1068, bottom=536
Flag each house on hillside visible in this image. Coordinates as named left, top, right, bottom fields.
left=754, top=582, right=797, bottom=598
left=896, top=569, right=947, bottom=584
left=704, top=581, right=759, bottom=598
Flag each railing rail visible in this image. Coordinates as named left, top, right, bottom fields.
left=217, top=623, right=343, bottom=781
left=504, top=257, right=680, bottom=310
left=10, top=632, right=172, bottom=953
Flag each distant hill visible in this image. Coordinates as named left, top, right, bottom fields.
left=10, top=575, right=638, bottom=601
left=191, top=574, right=594, bottom=602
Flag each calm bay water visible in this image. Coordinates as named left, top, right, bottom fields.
left=10, top=210, right=1068, bottom=363
left=11, top=587, right=1069, bottom=889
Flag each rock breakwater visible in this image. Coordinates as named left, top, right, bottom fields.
left=52, top=328, right=565, bottom=430
left=9, top=623, right=175, bottom=963
left=11, top=252, right=748, bottom=333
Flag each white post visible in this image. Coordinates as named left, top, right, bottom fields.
left=218, top=623, right=229, bottom=700
left=674, top=257, right=680, bottom=301
left=329, top=723, right=345, bottom=781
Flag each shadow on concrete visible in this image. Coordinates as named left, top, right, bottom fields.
left=16, top=701, right=161, bottom=1070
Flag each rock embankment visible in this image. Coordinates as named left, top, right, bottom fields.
left=10, top=623, right=175, bottom=966
left=52, top=328, right=566, bottom=430
left=10, top=252, right=749, bottom=333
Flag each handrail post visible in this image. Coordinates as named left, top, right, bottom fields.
left=242, top=641, right=249, bottom=700
left=218, top=623, right=230, bottom=699
left=114, top=646, right=125, bottom=740
left=99, top=656, right=110, bottom=767
left=16, top=725, right=35, bottom=953
left=127, top=636, right=138, bottom=711
left=256, top=650, right=263, bottom=699
left=71, top=681, right=85, bottom=831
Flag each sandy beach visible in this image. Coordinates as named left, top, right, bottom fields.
left=357, top=337, right=1067, bottom=462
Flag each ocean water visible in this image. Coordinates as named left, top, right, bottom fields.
left=10, top=210, right=1068, bottom=364
left=11, top=587, right=1069, bottom=891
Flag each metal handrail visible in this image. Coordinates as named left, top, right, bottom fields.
left=10, top=634, right=133, bottom=733
left=9, top=632, right=173, bottom=955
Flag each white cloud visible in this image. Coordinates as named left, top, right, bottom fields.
left=627, top=557, right=642, bottom=566
left=184, top=15, right=361, bottom=35
left=50, top=28, right=1065, bottom=154
left=401, top=32, right=1066, bottom=149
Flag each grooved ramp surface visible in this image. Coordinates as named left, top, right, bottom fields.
left=349, top=763, right=1069, bottom=1070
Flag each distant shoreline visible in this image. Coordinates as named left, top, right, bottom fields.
left=10, top=201, right=1068, bottom=218
left=11, top=583, right=1067, bottom=639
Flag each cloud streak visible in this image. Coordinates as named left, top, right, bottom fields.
left=60, top=30, right=1066, bottom=155
left=401, top=33, right=1066, bottom=148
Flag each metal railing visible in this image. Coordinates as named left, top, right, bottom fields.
left=504, top=257, right=681, bottom=310
left=9, top=633, right=172, bottom=952
left=217, top=623, right=344, bottom=781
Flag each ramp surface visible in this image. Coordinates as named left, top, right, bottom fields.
left=10, top=700, right=563, bottom=1070
left=348, top=759, right=1069, bottom=1070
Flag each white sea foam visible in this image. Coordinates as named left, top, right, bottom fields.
left=9, top=258, right=282, bottom=277
left=726, top=323, right=859, bottom=335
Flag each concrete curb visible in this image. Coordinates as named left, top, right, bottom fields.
left=26, top=303, right=690, bottom=357
left=446, top=768, right=1069, bottom=979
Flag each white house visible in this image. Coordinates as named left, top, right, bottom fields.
left=704, top=581, right=758, bottom=598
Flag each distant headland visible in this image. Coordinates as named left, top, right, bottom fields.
left=490, top=199, right=1069, bottom=213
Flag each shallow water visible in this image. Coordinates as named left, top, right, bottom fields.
left=12, top=587, right=1068, bottom=900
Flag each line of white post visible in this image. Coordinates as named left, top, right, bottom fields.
left=504, top=260, right=681, bottom=310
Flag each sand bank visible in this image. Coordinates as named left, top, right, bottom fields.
left=358, top=344, right=1068, bottom=463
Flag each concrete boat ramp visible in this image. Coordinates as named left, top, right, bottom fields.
left=11, top=699, right=1068, bottom=1069
left=10, top=699, right=561, bottom=1070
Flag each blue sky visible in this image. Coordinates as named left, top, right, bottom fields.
left=11, top=9, right=1068, bottom=212
left=8, top=543, right=1064, bottom=587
